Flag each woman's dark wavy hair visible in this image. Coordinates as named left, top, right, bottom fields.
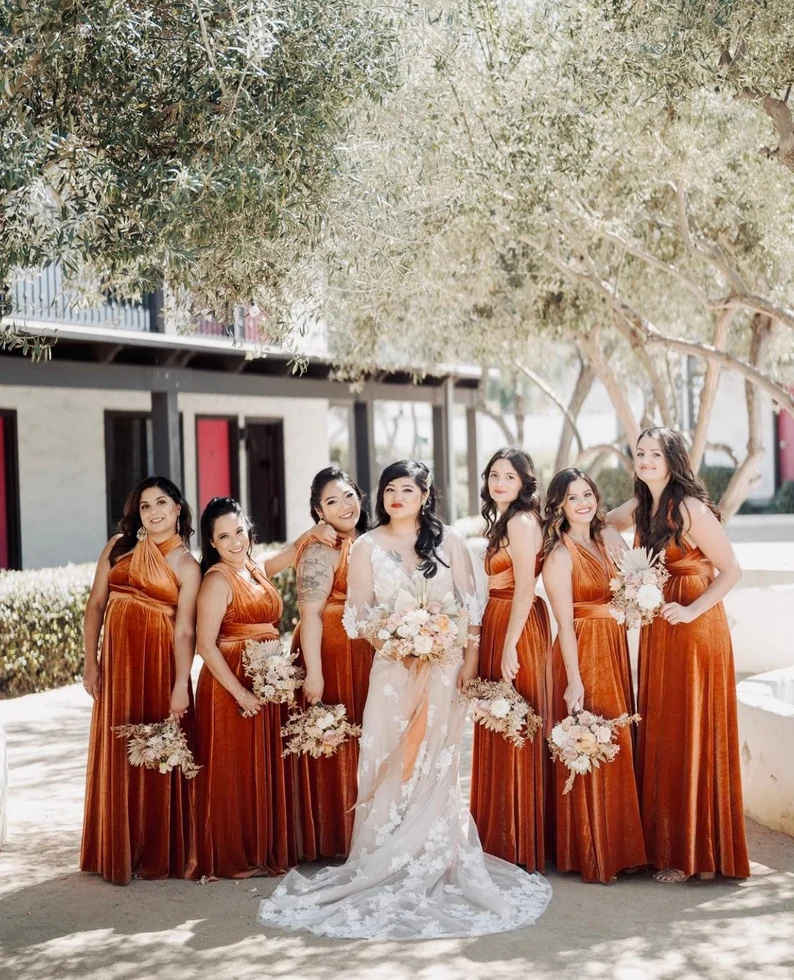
left=634, top=426, right=721, bottom=552
left=374, top=460, right=447, bottom=579
left=480, top=448, right=542, bottom=559
left=309, top=465, right=369, bottom=535
left=199, top=497, right=254, bottom=574
left=543, top=468, right=606, bottom=556
left=109, top=476, right=193, bottom=566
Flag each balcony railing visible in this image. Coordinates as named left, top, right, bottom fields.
left=8, top=265, right=275, bottom=345
left=11, top=265, right=154, bottom=332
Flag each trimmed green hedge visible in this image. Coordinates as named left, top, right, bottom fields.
left=0, top=563, right=95, bottom=697
left=0, top=544, right=299, bottom=699
left=592, top=467, right=633, bottom=512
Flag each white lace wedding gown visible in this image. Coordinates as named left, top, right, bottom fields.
left=257, top=527, right=552, bottom=940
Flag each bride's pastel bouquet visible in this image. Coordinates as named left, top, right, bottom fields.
left=361, top=582, right=462, bottom=666
left=112, top=718, right=201, bottom=779
left=460, top=679, right=542, bottom=747
left=548, top=710, right=641, bottom=794
left=609, top=546, right=669, bottom=629
left=281, top=702, right=362, bottom=759
left=242, top=638, right=304, bottom=704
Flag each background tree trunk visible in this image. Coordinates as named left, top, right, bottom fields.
left=719, top=314, right=774, bottom=518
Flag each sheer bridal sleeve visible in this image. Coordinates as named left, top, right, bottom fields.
left=343, top=535, right=377, bottom=639
left=445, top=527, right=485, bottom=630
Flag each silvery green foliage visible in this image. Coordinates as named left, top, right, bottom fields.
left=585, top=0, right=794, bottom=172
left=305, top=2, right=793, bottom=399
left=0, top=1, right=397, bottom=329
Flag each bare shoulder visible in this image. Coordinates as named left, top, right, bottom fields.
left=544, top=542, right=571, bottom=572
left=173, top=547, right=202, bottom=586
left=199, top=566, right=231, bottom=600
left=99, top=533, right=124, bottom=562
left=681, top=495, right=711, bottom=522
left=507, top=510, right=542, bottom=537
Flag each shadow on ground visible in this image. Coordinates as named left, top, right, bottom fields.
left=1, top=687, right=793, bottom=980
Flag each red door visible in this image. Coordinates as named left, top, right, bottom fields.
left=196, top=418, right=236, bottom=511
left=778, top=406, right=794, bottom=483
left=0, top=416, right=8, bottom=569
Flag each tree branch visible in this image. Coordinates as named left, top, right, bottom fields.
left=576, top=329, right=642, bottom=448
left=514, top=358, right=585, bottom=455
left=574, top=442, right=634, bottom=474
left=554, top=357, right=594, bottom=472
left=548, top=254, right=794, bottom=414
left=477, top=397, right=518, bottom=446
left=690, top=307, right=736, bottom=472
left=737, top=90, right=794, bottom=174
left=719, top=314, right=774, bottom=518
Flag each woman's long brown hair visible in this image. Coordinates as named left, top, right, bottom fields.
left=480, top=448, right=542, bottom=560
left=542, top=468, right=606, bottom=555
left=634, top=426, right=721, bottom=552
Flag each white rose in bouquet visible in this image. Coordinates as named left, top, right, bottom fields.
left=413, top=634, right=434, bottom=655
left=316, top=712, right=336, bottom=731
left=489, top=698, right=512, bottom=719
left=636, top=583, right=663, bottom=612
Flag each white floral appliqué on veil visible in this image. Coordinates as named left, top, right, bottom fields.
left=258, top=527, right=552, bottom=939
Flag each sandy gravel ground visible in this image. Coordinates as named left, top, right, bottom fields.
left=1, top=684, right=792, bottom=980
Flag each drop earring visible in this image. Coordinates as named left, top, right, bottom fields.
left=136, top=526, right=148, bottom=542
left=176, top=514, right=181, bottom=535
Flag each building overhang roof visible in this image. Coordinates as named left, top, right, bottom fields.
left=0, top=318, right=481, bottom=406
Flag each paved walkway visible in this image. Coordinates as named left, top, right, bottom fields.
left=1, top=684, right=793, bottom=980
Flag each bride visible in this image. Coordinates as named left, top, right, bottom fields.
left=258, top=460, right=552, bottom=940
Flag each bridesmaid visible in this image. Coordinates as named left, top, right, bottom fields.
left=542, top=468, right=646, bottom=883
left=608, top=426, right=749, bottom=882
left=290, top=466, right=371, bottom=861
left=194, top=496, right=334, bottom=879
left=470, top=448, right=551, bottom=871
left=81, top=476, right=201, bottom=885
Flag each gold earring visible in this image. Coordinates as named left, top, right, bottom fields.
left=176, top=515, right=180, bottom=535
left=136, top=526, right=148, bottom=542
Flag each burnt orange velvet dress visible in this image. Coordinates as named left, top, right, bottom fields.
left=81, top=534, right=196, bottom=885
left=636, top=541, right=750, bottom=878
left=195, top=561, right=293, bottom=879
left=470, top=544, right=551, bottom=871
left=289, top=536, right=372, bottom=860
left=550, top=536, right=646, bottom=882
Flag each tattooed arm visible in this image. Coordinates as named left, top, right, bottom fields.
left=296, top=543, right=336, bottom=704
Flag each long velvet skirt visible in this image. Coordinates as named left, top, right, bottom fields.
left=290, top=603, right=371, bottom=860
left=550, top=616, right=646, bottom=882
left=470, top=593, right=551, bottom=871
left=194, top=645, right=294, bottom=879
left=636, top=583, right=750, bottom=878
left=80, top=597, right=196, bottom=885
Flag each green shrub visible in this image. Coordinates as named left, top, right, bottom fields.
left=0, top=544, right=300, bottom=698
left=699, top=465, right=735, bottom=507
left=0, top=563, right=95, bottom=698
left=592, top=467, right=634, bottom=512
left=771, top=480, right=794, bottom=514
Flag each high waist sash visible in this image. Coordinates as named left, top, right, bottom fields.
left=573, top=600, right=614, bottom=621
left=219, top=622, right=279, bottom=651
left=666, top=557, right=712, bottom=578
left=107, top=586, right=176, bottom=618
